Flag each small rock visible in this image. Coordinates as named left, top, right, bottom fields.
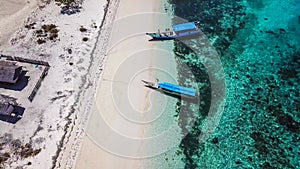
left=67, top=48, right=72, bottom=54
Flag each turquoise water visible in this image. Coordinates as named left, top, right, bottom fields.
left=168, top=0, right=300, bottom=168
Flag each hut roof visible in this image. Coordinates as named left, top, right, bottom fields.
left=0, top=95, right=17, bottom=116
left=173, top=22, right=197, bottom=32
left=0, top=102, right=14, bottom=116
left=0, top=61, right=22, bottom=83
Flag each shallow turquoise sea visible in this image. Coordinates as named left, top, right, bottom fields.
left=168, top=0, right=300, bottom=168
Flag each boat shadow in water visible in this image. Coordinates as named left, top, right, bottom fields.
left=148, top=34, right=201, bottom=42
left=144, top=85, right=199, bottom=104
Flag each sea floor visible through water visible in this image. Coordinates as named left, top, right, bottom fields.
left=163, top=0, right=300, bottom=168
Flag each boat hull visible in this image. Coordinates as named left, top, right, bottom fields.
left=141, top=80, right=198, bottom=101
left=146, top=31, right=201, bottom=41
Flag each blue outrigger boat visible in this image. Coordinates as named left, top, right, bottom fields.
left=142, top=80, right=197, bottom=98
left=146, top=22, right=201, bottom=40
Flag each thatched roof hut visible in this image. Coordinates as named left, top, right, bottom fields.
left=0, top=60, right=22, bottom=84
left=0, top=95, right=17, bottom=117
left=0, top=102, right=14, bottom=116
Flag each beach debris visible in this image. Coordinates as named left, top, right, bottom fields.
left=50, top=90, right=74, bottom=103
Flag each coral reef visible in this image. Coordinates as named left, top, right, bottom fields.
left=168, top=0, right=300, bottom=168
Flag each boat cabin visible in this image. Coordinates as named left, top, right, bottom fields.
left=146, top=21, right=201, bottom=40
left=172, top=22, right=199, bottom=33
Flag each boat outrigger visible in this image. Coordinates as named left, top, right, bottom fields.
left=142, top=80, right=197, bottom=99
left=146, top=21, right=201, bottom=40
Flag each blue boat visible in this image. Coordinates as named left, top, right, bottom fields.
left=146, top=22, right=201, bottom=40
left=142, top=80, right=197, bottom=98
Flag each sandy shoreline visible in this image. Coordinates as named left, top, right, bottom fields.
left=74, top=0, right=184, bottom=168
left=0, top=0, right=183, bottom=168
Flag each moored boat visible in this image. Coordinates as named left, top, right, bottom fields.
left=146, top=21, right=201, bottom=40
left=142, top=80, right=197, bottom=99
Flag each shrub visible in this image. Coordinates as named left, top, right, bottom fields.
left=79, top=27, right=87, bottom=32
left=49, top=28, right=59, bottom=34
left=0, top=152, right=10, bottom=163
left=82, top=37, right=88, bottom=42
left=37, top=38, right=46, bottom=44
left=42, top=24, right=57, bottom=32
left=35, top=29, right=43, bottom=34
left=55, top=0, right=74, bottom=5
left=49, top=33, right=58, bottom=40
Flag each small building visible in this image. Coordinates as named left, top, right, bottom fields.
left=0, top=102, right=14, bottom=116
left=0, top=95, right=19, bottom=117
left=0, top=61, right=22, bottom=83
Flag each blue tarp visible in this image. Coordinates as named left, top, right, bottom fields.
left=173, top=22, right=196, bottom=32
left=158, top=82, right=196, bottom=97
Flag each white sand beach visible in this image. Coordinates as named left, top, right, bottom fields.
left=0, top=0, right=108, bottom=168
left=0, top=0, right=38, bottom=49
left=74, top=0, right=184, bottom=168
left=0, top=0, right=183, bottom=168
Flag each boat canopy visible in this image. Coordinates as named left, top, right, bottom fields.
left=158, top=82, right=196, bottom=97
left=173, top=22, right=197, bottom=32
